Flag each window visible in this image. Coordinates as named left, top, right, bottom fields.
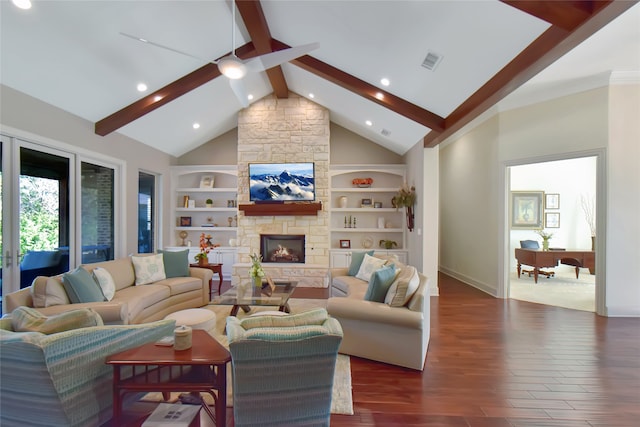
left=138, top=172, right=156, bottom=253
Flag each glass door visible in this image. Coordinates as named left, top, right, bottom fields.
left=18, top=145, right=72, bottom=289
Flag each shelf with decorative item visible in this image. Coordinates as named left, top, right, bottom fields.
left=176, top=227, right=237, bottom=232
left=175, top=187, right=237, bottom=193
left=176, top=207, right=237, bottom=212
left=332, top=187, right=399, bottom=193
left=330, top=227, right=403, bottom=233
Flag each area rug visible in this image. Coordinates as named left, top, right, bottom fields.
left=509, top=270, right=595, bottom=312
left=141, top=298, right=354, bottom=415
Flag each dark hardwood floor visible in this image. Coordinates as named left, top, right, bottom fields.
left=116, top=274, right=640, bottom=426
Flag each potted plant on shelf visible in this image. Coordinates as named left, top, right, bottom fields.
left=249, top=253, right=265, bottom=288
left=205, top=198, right=213, bottom=208
left=392, top=184, right=416, bottom=232
left=194, top=233, right=210, bottom=266
left=379, top=239, right=398, bottom=250
left=536, top=229, right=554, bottom=251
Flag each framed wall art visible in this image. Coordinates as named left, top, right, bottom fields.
left=199, top=175, right=215, bottom=188
left=510, top=191, right=544, bottom=229
left=339, top=239, right=351, bottom=249
left=179, top=216, right=192, bottom=227
left=545, top=212, right=560, bottom=228
left=545, top=193, right=560, bottom=209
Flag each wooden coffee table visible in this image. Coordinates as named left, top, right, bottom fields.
left=106, top=330, right=230, bottom=427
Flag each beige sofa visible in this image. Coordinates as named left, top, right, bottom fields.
left=5, top=257, right=212, bottom=325
left=326, top=261, right=430, bottom=370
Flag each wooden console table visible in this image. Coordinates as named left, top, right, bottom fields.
left=515, top=248, right=595, bottom=284
left=190, top=262, right=223, bottom=297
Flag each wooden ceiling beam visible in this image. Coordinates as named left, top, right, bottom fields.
left=501, top=0, right=602, bottom=31
left=95, top=42, right=257, bottom=136
left=424, top=0, right=633, bottom=148
left=236, top=0, right=289, bottom=98
left=273, top=39, right=445, bottom=132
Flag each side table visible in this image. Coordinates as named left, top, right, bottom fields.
left=191, top=263, right=223, bottom=297
left=106, top=330, right=230, bottom=427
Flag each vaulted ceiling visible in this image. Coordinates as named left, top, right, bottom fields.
left=1, top=1, right=638, bottom=157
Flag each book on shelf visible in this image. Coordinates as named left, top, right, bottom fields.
left=141, top=403, right=200, bottom=427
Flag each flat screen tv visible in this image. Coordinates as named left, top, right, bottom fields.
left=249, top=162, right=315, bottom=202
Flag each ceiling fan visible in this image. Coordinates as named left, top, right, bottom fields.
left=121, top=0, right=318, bottom=108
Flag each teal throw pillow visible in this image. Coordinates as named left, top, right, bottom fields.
left=158, top=249, right=190, bottom=278
left=364, top=264, right=397, bottom=302
left=62, top=267, right=106, bottom=303
left=347, top=250, right=374, bottom=276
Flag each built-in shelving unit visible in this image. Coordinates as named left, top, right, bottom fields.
left=169, top=165, right=238, bottom=277
left=329, top=164, right=408, bottom=266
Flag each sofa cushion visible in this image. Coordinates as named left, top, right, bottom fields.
left=83, top=258, right=136, bottom=291
left=385, top=265, right=420, bottom=307
left=355, top=254, right=387, bottom=282
left=112, top=284, right=171, bottom=321
left=158, top=249, right=190, bottom=278
left=348, top=250, right=374, bottom=276
left=364, top=264, right=397, bottom=302
left=11, top=306, right=103, bottom=334
left=92, top=267, right=116, bottom=301
left=62, top=267, right=106, bottom=303
left=153, top=277, right=202, bottom=296
left=131, top=254, right=166, bottom=285
left=31, top=276, right=70, bottom=308
left=332, top=275, right=368, bottom=298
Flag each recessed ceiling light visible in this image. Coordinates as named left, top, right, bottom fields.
left=365, top=120, right=373, bottom=126
left=380, top=78, right=390, bottom=86
left=309, top=93, right=315, bottom=98
left=192, top=123, right=200, bottom=129
left=153, top=95, right=163, bottom=102
left=137, top=83, right=147, bottom=92
left=247, top=94, right=254, bottom=101
left=375, top=92, right=384, bottom=100
left=11, top=0, right=31, bottom=10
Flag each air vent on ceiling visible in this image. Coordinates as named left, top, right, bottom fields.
left=381, top=128, right=391, bottom=137
left=421, top=51, right=443, bottom=71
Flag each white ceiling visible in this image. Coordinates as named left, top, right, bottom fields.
left=1, top=1, right=638, bottom=157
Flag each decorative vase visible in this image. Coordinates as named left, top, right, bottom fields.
left=252, top=276, right=262, bottom=288
left=198, top=257, right=207, bottom=267
left=542, top=239, right=549, bottom=251
left=338, top=196, right=348, bottom=208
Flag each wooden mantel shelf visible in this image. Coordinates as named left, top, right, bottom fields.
left=238, top=202, right=322, bottom=216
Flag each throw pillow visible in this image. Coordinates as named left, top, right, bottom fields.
left=355, top=253, right=387, bottom=282
left=31, top=276, right=70, bottom=308
left=62, top=267, right=106, bottom=303
left=347, top=250, right=374, bottom=276
left=364, top=264, right=397, bottom=302
left=158, top=249, right=190, bottom=278
left=11, top=306, right=104, bottom=334
left=131, top=253, right=166, bottom=285
left=385, top=265, right=420, bottom=307
left=92, top=267, right=116, bottom=301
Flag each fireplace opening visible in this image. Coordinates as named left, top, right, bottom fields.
left=260, top=234, right=305, bottom=263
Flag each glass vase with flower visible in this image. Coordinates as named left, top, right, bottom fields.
left=249, top=253, right=265, bottom=288
left=536, top=229, right=554, bottom=251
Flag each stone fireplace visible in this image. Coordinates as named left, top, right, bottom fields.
left=260, top=234, right=305, bottom=263
left=232, top=93, right=330, bottom=288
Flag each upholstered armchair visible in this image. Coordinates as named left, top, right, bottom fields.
left=0, top=315, right=175, bottom=427
left=226, top=308, right=343, bottom=427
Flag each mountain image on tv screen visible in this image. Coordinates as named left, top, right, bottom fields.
left=249, top=163, right=315, bottom=201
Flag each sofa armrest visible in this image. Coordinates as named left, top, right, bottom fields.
left=188, top=267, right=213, bottom=284
left=328, top=268, right=349, bottom=280
left=327, top=297, right=423, bottom=329
left=5, top=288, right=33, bottom=312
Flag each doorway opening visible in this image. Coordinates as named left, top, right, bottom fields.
left=507, top=156, right=597, bottom=312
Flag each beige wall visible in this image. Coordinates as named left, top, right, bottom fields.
left=177, top=128, right=238, bottom=165
left=330, top=123, right=403, bottom=164
left=439, top=83, right=640, bottom=316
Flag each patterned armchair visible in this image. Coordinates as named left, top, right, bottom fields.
left=226, top=308, right=343, bottom=427
left=0, top=317, right=175, bottom=427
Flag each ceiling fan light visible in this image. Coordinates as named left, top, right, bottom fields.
left=218, top=56, right=247, bottom=80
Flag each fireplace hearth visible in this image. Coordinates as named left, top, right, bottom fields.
left=260, top=234, right=305, bottom=264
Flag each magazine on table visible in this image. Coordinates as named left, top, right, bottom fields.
left=141, top=403, right=200, bottom=427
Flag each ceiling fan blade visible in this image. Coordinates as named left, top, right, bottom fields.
left=245, top=42, right=319, bottom=72
left=120, top=32, right=214, bottom=64
left=229, top=78, right=250, bottom=108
